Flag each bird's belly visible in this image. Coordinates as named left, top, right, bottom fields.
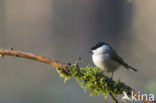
left=92, top=54, right=120, bottom=72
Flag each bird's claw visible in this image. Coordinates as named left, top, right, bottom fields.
left=108, top=77, right=113, bottom=82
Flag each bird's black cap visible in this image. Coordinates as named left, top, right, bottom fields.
left=91, top=42, right=108, bottom=50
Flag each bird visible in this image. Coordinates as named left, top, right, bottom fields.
left=90, top=42, right=138, bottom=80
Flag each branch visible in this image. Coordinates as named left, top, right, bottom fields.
left=0, top=49, right=155, bottom=103
left=109, top=92, right=118, bottom=103
left=0, top=49, right=69, bottom=70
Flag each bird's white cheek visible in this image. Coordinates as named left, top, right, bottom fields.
left=92, top=47, right=104, bottom=54
left=92, top=45, right=110, bottom=54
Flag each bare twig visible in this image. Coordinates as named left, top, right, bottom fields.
left=0, top=49, right=69, bottom=70
left=109, top=93, right=118, bottom=103
left=0, top=49, right=155, bottom=103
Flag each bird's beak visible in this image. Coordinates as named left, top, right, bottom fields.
left=89, top=50, right=92, bottom=54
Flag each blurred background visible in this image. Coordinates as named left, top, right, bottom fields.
left=0, top=0, right=156, bottom=103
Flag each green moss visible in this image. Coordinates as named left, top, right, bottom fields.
left=56, top=63, right=131, bottom=98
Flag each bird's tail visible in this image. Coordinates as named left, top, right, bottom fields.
left=126, top=65, right=138, bottom=72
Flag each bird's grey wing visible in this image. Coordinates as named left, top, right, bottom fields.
left=109, top=50, right=128, bottom=67
left=109, top=50, right=138, bottom=72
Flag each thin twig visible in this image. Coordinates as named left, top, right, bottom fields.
left=0, top=49, right=69, bottom=70
left=109, top=93, right=118, bottom=103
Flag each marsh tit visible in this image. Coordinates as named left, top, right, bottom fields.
left=90, top=42, right=137, bottom=80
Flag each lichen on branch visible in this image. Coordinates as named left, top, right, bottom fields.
left=56, top=63, right=131, bottom=98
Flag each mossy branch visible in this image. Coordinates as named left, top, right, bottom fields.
left=0, top=49, right=155, bottom=103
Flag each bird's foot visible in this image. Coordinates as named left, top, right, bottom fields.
left=108, top=72, right=114, bottom=82
left=108, top=77, right=113, bottom=82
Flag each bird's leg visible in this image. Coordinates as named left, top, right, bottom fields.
left=111, top=72, right=114, bottom=79
left=108, top=72, right=114, bottom=81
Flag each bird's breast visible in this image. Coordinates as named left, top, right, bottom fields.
left=92, top=53, right=120, bottom=72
